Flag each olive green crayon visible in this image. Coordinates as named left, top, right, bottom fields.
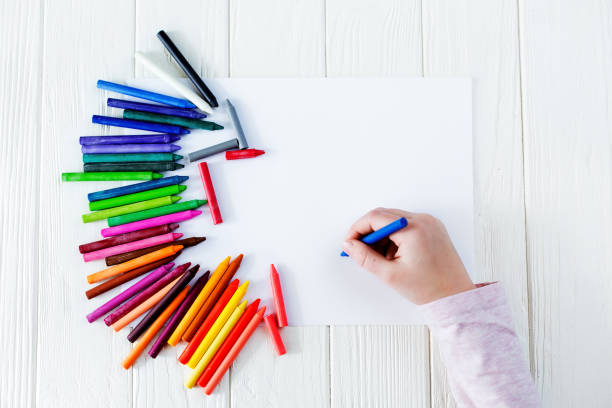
left=89, top=184, right=187, bottom=211
left=123, top=109, right=223, bottom=131
left=62, top=172, right=162, bottom=181
left=83, top=162, right=184, bottom=173
left=82, top=195, right=181, bottom=223
left=108, top=199, right=207, bottom=226
left=82, top=153, right=183, bottom=163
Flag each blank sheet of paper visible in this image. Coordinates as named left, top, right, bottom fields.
left=75, top=78, right=472, bottom=325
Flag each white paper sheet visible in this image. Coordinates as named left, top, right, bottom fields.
left=72, top=78, right=472, bottom=325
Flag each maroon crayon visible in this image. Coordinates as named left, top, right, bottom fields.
left=78, top=223, right=179, bottom=254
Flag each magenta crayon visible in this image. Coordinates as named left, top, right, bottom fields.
left=100, top=210, right=202, bottom=237
left=85, top=263, right=173, bottom=323
left=82, top=232, right=183, bottom=262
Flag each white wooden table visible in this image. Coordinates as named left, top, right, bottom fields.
left=2, top=1, right=611, bottom=407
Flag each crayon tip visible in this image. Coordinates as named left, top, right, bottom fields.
left=202, top=270, right=211, bottom=279
left=231, top=254, right=244, bottom=266
left=174, top=163, right=185, bottom=170
left=168, top=223, right=180, bottom=231
left=177, top=185, right=187, bottom=192
left=251, top=298, right=261, bottom=309
left=173, top=154, right=184, bottom=160
left=171, top=245, right=185, bottom=252
left=191, top=236, right=207, bottom=244
left=169, top=144, right=182, bottom=152
left=195, top=199, right=207, bottom=207
left=172, top=233, right=184, bottom=240
left=171, top=196, right=181, bottom=203
left=340, top=251, right=349, bottom=257
left=178, top=128, right=191, bottom=135
left=169, top=135, right=181, bottom=143
left=188, top=264, right=200, bottom=274
left=213, top=123, right=224, bottom=130
left=152, top=173, right=163, bottom=179
left=177, top=175, right=189, bottom=183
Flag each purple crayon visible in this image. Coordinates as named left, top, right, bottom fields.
left=107, top=98, right=207, bottom=119
left=82, top=144, right=181, bottom=154
left=79, top=134, right=181, bottom=145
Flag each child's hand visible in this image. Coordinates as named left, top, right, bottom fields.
left=342, top=208, right=475, bottom=305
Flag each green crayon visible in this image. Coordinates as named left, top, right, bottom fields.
left=123, top=109, right=224, bottom=131
left=82, top=153, right=183, bottom=163
left=83, top=162, right=184, bottom=173
left=89, top=184, right=187, bottom=211
left=82, top=195, right=181, bottom=223
left=108, top=199, right=207, bottom=226
left=62, top=172, right=162, bottom=181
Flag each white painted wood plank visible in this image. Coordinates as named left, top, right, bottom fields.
left=37, top=2, right=135, bottom=407
left=326, top=2, right=430, bottom=407
left=429, top=339, right=456, bottom=408
left=0, top=1, right=42, bottom=407
left=230, top=0, right=325, bottom=77
left=232, top=327, right=330, bottom=408
left=326, top=0, right=422, bottom=76
left=330, top=327, right=430, bottom=408
left=133, top=1, right=230, bottom=406
left=229, top=1, right=330, bottom=407
left=519, top=1, right=612, bottom=406
left=422, top=1, right=528, bottom=406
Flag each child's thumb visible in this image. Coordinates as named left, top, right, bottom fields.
left=342, top=239, right=390, bottom=276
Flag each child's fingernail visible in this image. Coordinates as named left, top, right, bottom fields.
left=342, top=241, right=353, bottom=252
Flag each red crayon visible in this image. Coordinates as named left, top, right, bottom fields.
left=196, top=298, right=260, bottom=388
left=197, top=162, right=222, bottom=225
left=270, top=264, right=288, bottom=327
left=225, top=149, right=265, bottom=160
left=264, top=313, right=286, bottom=355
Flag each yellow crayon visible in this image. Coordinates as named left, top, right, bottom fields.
left=184, top=300, right=247, bottom=388
left=167, top=256, right=230, bottom=346
left=187, top=281, right=249, bottom=368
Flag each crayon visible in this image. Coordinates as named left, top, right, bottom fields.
left=122, top=286, right=189, bottom=369
left=178, top=279, right=239, bottom=364
left=168, top=256, right=230, bottom=346
left=88, top=175, right=188, bottom=202
left=83, top=232, right=183, bottom=262
left=187, top=139, right=239, bottom=163
left=89, top=185, right=187, bottom=211
left=128, top=262, right=197, bottom=342
left=225, top=99, right=249, bottom=149
left=270, top=264, right=288, bottom=327
left=112, top=276, right=180, bottom=331
left=123, top=110, right=223, bottom=131
left=196, top=299, right=260, bottom=388
left=203, top=307, right=266, bottom=394
left=82, top=196, right=181, bottom=223
left=105, top=237, right=205, bottom=266
left=198, top=162, right=222, bottom=224
left=156, top=30, right=218, bottom=108
left=97, top=79, right=196, bottom=108
left=62, top=172, right=161, bottom=182
left=92, top=115, right=190, bottom=135
left=149, top=269, right=209, bottom=358
left=85, top=254, right=180, bottom=299
left=85, top=263, right=172, bottom=323
left=183, top=254, right=242, bottom=342
left=79, top=223, right=178, bottom=253
left=185, top=300, right=247, bottom=388
left=264, top=313, right=286, bottom=355
left=107, top=200, right=207, bottom=227
left=80, top=134, right=181, bottom=145
left=101, top=210, right=201, bottom=237
left=83, top=153, right=183, bottom=164
left=107, top=98, right=207, bottom=119
left=225, top=149, right=265, bottom=160
left=186, top=281, right=249, bottom=368
left=82, top=144, right=181, bottom=154
left=104, top=262, right=190, bottom=326
left=86, top=245, right=183, bottom=284
left=134, top=52, right=213, bottom=114
left=83, top=162, right=185, bottom=173
left=340, top=217, right=408, bottom=256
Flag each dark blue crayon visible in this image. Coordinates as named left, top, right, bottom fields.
left=79, top=134, right=181, bottom=145
left=341, top=217, right=408, bottom=256
left=97, top=80, right=196, bottom=109
left=87, top=175, right=190, bottom=202
left=92, top=115, right=190, bottom=135
left=107, top=98, right=206, bottom=119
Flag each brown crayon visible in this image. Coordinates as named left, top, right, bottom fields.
left=105, top=236, right=205, bottom=266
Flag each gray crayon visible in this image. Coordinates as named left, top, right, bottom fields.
left=187, top=138, right=239, bottom=163
left=225, top=99, right=249, bottom=149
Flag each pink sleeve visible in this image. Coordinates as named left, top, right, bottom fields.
left=419, top=282, right=540, bottom=407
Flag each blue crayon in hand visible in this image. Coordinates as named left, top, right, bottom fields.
left=341, top=217, right=408, bottom=256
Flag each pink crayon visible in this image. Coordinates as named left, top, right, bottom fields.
left=100, top=210, right=202, bottom=237
left=83, top=232, right=183, bottom=262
